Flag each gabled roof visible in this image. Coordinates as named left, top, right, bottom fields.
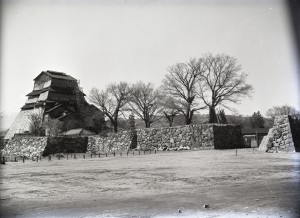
left=34, top=71, right=77, bottom=81
left=242, top=128, right=269, bottom=135
left=60, top=128, right=96, bottom=136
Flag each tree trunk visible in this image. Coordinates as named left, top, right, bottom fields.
left=164, top=113, right=174, bottom=127
left=145, top=120, right=151, bottom=128
left=185, top=104, right=192, bottom=125
left=209, top=106, right=218, bottom=123
left=113, top=121, right=118, bottom=132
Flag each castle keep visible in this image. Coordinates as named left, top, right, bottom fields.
left=5, top=71, right=104, bottom=139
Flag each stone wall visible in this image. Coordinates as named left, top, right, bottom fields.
left=1, top=136, right=88, bottom=157
left=4, top=110, right=34, bottom=140
left=1, top=136, right=48, bottom=158
left=2, top=124, right=246, bottom=157
left=213, top=125, right=245, bottom=149
left=136, top=124, right=244, bottom=151
left=43, top=137, right=88, bottom=156
left=289, top=115, right=300, bottom=152
left=87, top=131, right=132, bottom=154
left=259, top=115, right=298, bottom=152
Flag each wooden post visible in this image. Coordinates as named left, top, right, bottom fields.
left=23, top=156, right=25, bottom=163
left=91, top=153, right=92, bottom=158
left=83, top=154, right=85, bottom=159
left=3, top=156, right=5, bottom=164
left=15, top=157, right=17, bottom=162
left=256, top=131, right=258, bottom=147
left=37, top=156, right=39, bottom=162
left=99, top=153, right=100, bottom=158
left=114, top=151, right=115, bottom=157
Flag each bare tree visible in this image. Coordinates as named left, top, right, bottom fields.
left=28, top=110, right=45, bottom=136
left=197, top=54, right=253, bottom=123
left=129, top=82, right=162, bottom=128
left=163, top=59, right=206, bottom=125
left=43, top=119, right=64, bottom=136
left=266, top=104, right=299, bottom=119
left=159, top=95, right=180, bottom=127
left=89, top=82, right=131, bottom=132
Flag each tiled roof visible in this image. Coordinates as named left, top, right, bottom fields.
left=26, top=87, right=53, bottom=96
left=60, top=128, right=96, bottom=136
left=242, top=128, right=269, bottom=134
left=34, top=71, right=77, bottom=81
left=21, top=103, right=35, bottom=110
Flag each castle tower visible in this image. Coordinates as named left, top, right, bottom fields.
left=5, top=71, right=104, bottom=139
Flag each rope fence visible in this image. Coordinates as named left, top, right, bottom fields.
left=0, top=148, right=261, bottom=164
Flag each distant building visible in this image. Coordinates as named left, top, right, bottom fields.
left=60, top=128, right=96, bottom=136
left=5, top=70, right=105, bottom=139
left=242, top=128, right=269, bottom=147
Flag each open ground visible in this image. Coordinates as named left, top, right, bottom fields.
left=0, top=149, right=299, bottom=218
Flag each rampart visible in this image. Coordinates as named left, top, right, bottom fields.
left=259, top=115, right=300, bottom=152
left=1, top=136, right=88, bottom=157
left=87, top=124, right=245, bottom=153
left=2, top=124, right=245, bottom=157
left=87, top=131, right=131, bottom=154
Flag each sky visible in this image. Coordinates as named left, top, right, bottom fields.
left=0, top=0, right=299, bottom=129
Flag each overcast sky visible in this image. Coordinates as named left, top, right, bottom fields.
left=0, top=0, right=299, bottom=129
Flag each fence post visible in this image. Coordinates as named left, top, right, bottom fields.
left=91, top=153, right=92, bottom=158
left=99, top=153, right=100, bottom=158
left=36, top=156, right=39, bottom=162
left=114, top=151, right=115, bottom=157
left=15, top=157, right=17, bottom=162
left=23, top=156, right=25, bottom=163
left=83, top=154, right=85, bottom=159
left=2, top=156, right=5, bottom=164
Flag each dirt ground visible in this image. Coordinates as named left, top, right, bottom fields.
left=0, top=149, right=299, bottom=218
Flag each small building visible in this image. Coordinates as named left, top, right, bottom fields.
left=242, top=128, right=269, bottom=147
left=60, top=128, right=96, bottom=137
